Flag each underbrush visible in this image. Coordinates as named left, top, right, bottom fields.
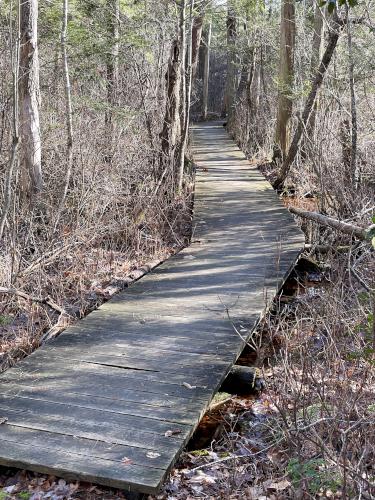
left=0, top=226, right=373, bottom=500
left=0, top=187, right=193, bottom=373
left=154, top=241, right=374, bottom=500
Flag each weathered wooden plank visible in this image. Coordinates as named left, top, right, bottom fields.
left=1, top=367, right=212, bottom=401
left=0, top=382, right=205, bottom=415
left=0, top=438, right=164, bottom=493
left=49, top=332, right=244, bottom=357
left=10, top=351, right=227, bottom=387
left=42, top=343, right=233, bottom=370
left=42, top=350, right=230, bottom=375
left=0, top=425, right=171, bottom=469
left=0, top=385, right=202, bottom=425
left=0, top=397, right=188, bottom=451
left=5, top=355, right=224, bottom=392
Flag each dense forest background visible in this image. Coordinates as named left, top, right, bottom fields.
left=0, top=0, right=374, bottom=498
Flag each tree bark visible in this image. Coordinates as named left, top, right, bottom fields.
left=191, top=15, right=204, bottom=79
left=346, top=8, right=359, bottom=188
left=305, top=5, right=324, bottom=144
left=273, top=0, right=296, bottom=162
left=179, top=0, right=187, bottom=137
left=19, top=0, right=42, bottom=200
left=225, top=4, right=237, bottom=125
left=289, top=206, right=369, bottom=241
left=273, top=15, right=342, bottom=189
left=54, top=0, right=74, bottom=231
left=160, top=39, right=181, bottom=165
left=0, top=5, right=20, bottom=238
left=178, top=0, right=195, bottom=192
left=105, top=0, right=120, bottom=157
left=201, top=22, right=211, bottom=120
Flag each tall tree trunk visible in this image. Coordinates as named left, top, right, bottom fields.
left=274, top=14, right=343, bottom=189
left=301, top=4, right=324, bottom=158
left=346, top=8, right=359, bottom=188
left=160, top=39, right=181, bottom=167
left=308, top=4, right=324, bottom=136
left=191, top=15, right=204, bottom=79
left=178, top=0, right=195, bottom=192
left=273, top=0, right=296, bottom=162
left=201, top=22, right=211, bottom=120
left=105, top=0, right=120, bottom=158
left=179, top=0, right=187, bottom=137
left=0, top=5, right=20, bottom=238
left=54, top=0, right=74, bottom=231
left=225, top=4, right=237, bottom=125
left=19, top=0, right=42, bottom=200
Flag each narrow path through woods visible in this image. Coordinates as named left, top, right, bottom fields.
left=0, top=122, right=304, bottom=495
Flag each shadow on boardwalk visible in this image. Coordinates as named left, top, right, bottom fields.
left=0, top=122, right=305, bottom=494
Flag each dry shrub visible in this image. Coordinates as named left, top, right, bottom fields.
left=263, top=244, right=375, bottom=499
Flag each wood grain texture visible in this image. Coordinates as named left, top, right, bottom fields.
left=0, top=122, right=304, bottom=493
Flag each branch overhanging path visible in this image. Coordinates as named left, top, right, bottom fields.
left=0, top=122, right=304, bottom=494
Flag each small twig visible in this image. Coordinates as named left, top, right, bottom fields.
left=189, top=438, right=283, bottom=473
left=0, top=286, right=68, bottom=316
left=17, top=242, right=79, bottom=278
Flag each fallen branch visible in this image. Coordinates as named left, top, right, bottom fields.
left=0, top=286, right=68, bottom=316
left=289, top=207, right=371, bottom=241
left=41, top=313, right=71, bottom=344
left=17, top=242, right=79, bottom=278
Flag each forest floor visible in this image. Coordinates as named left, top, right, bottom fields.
left=0, top=195, right=193, bottom=374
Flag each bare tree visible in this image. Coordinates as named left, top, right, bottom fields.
left=19, top=0, right=42, bottom=200
left=274, top=13, right=343, bottom=189
left=192, top=15, right=204, bottom=79
left=105, top=0, right=120, bottom=158
left=0, top=4, right=20, bottom=238
left=306, top=3, right=324, bottom=141
left=178, top=0, right=195, bottom=192
left=54, top=0, right=74, bottom=231
left=225, top=3, right=237, bottom=124
left=202, top=21, right=211, bottom=120
left=160, top=39, right=181, bottom=168
left=179, top=0, right=187, bottom=138
left=273, top=0, right=296, bottom=162
left=346, top=7, right=359, bottom=188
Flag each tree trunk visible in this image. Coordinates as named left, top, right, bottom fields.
left=346, top=9, right=359, bottom=188
left=305, top=5, right=324, bottom=141
left=191, top=15, right=204, bottom=79
left=19, top=0, right=42, bottom=200
left=289, top=206, right=369, bottom=241
left=225, top=4, right=237, bottom=125
left=160, top=39, right=181, bottom=166
left=105, top=0, right=120, bottom=158
left=178, top=0, right=195, bottom=192
left=0, top=5, right=20, bottom=238
left=179, top=0, right=187, bottom=137
left=201, top=22, right=211, bottom=120
left=273, top=15, right=342, bottom=190
left=273, top=0, right=296, bottom=162
left=54, top=0, right=74, bottom=231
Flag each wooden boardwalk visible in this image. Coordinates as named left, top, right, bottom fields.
left=0, top=123, right=304, bottom=494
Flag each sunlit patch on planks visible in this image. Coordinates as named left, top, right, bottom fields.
left=0, top=122, right=305, bottom=494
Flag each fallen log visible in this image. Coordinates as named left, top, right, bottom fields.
left=220, top=365, right=264, bottom=394
left=289, top=207, right=371, bottom=241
